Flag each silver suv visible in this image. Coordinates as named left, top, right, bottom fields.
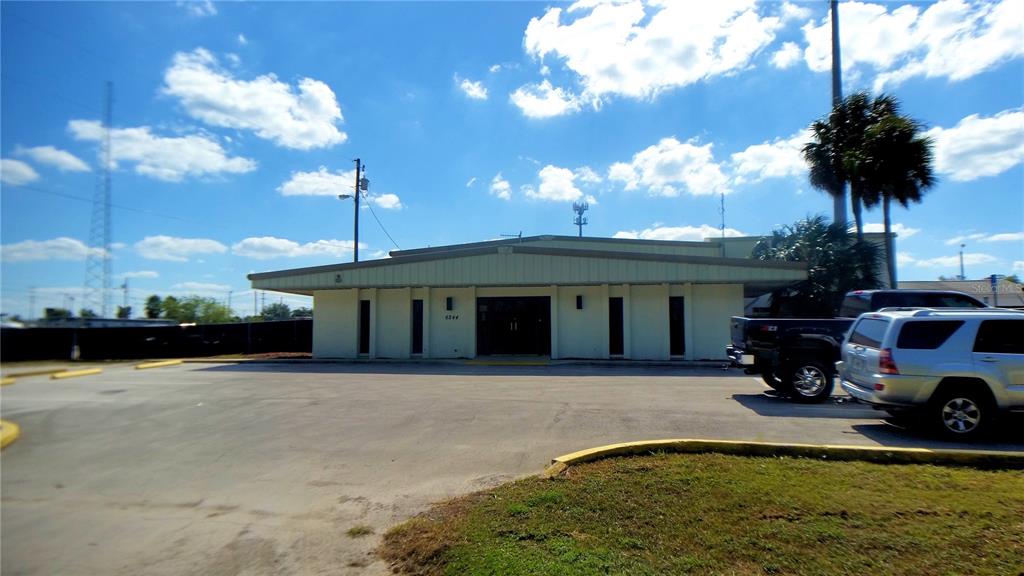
left=837, top=309, right=1024, bottom=439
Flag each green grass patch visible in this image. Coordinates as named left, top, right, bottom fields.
left=346, top=525, right=375, bottom=538
left=380, top=453, right=1024, bottom=575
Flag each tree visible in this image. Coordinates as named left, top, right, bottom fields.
left=44, top=308, right=72, bottom=320
left=116, top=305, right=132, bottom=319
left=157, top=294, right=235, bottom=324
left=858, top=108, right=935, bottom=287
left=754, top=215, right=882, bottom=317
left=145, top=295, right=162, bottom=319
left=79, top=308, right=98, bottom=318
left=161, top=295, right=182, bottom=321
left=291, top=307, right=313, bottom=318
left=261, top=302, right=291, bottom=321
left=1006, top=274, right=1021, bottom=285
left=803, top=92, right=899, bottom=241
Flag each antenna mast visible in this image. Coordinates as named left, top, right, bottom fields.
left=719, top=192, right=725, bottom=239
left=572, top=201, right=589, bottom=237
left=85, top=81, right=113, bottom=317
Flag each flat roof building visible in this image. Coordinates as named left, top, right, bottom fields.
left=248, top=235, right=808, bottom=361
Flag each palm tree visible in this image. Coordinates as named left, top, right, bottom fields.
left=859, top=112, right=935, bottom=287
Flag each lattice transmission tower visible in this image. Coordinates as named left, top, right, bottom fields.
left=84, top=81, right=113, bottom=317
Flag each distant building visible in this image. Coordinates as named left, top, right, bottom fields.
left=898, top=279, right=1024, bottom=308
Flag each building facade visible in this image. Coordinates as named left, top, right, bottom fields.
left=248, top=235, right=807, bottom=361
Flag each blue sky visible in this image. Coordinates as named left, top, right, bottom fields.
left=2, top=0, right=1022, bottom=318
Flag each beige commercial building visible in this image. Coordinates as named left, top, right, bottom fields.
left=248, top=235, right=808, bottom=361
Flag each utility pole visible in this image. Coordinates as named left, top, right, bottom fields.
left=353, top=158, right=361, bottom=263
left=29, top=286, right=36, bottom=320
left=572, top=201, right=589, bottom=237
left=253, top=291, right=258, bottom=318
left=830, top=0, right=847, bottom=228
left=122, top=279, right=129, bottom=310
left=719, top=192, right=726, bottom=239
left=85, top=81, right=114, bottom=317
left=959, top=244, right=966, bottom=280
left=228, top=290, right=233, bottom=315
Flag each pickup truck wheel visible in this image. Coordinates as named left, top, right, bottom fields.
left=782, top=359, right=833, bottom=403
left=931, top=388, right=993, bottom=440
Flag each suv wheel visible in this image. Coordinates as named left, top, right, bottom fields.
left=782, top=359, right=833, bottom=403
left=932, top=387, right=993, bottom=440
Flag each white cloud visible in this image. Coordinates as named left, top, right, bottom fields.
left=489, top=64, right=502, bottom=73
left=231, top=236, right=364, bottom=260
left=983, top=232, right=1024, bottom=242
left=1013, top=260, right=1024, bottom=272
left=456, top=76, right=488, bottom=100
left=171, top=281, right=230, bottom=293
left=510, top=80, right=581, bottom=119
left=613, top=224, right=745, bottom=242
left=277, top=166, right=355, bottom=196
left=896, top=251, right=916, bottom=267
left=526, top=165, right=583, bottom=202
left=15, top=145, right=90, bottom=172
left=370, top=193, right=402, bottom=210
left=1, top=237, right=103, bottom=262
left=119, top=270, right=160, bottom=279
left=905, top=252, right=998, bottom=267
left=780, top=1, right=812, bottom=22
left=801, top=0, right=1024, bottom=91
left=926, top=108, right=1024, bottom=182
left=225, top=52, right=241, bottom=67
left=730, top=128, right=810, bottom=184
left=945, top=232, right=988, bottom=246
left=862, top=223, right=921, bottom=238
left=465, top=177, right=477, bottom=187
left=68, top=120, right=255, bottom=182
left=575, top=165, right=602, bottom=183
left=135, top=236, right=227, bottom=262
left=489, top=173, right=511, bottom=200
left=521, top=1, right=783, bottom=106
left=0, top=158, right=40, bottom=186
left=771, top=41, right=802, bottom=69
left=608, top=137, right=729, bottom=197
left=237, top=33, right=248, bottom=45
left=163, top=48, right=346, bottom=150
left=177, top=0, right=216, bottom=17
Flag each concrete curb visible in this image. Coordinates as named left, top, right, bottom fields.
left=135, top=359, right=184, bottom=370
left=542, top=439, right=1024, bottom=477
left=51, top=368, right=103, bottom=380
left=1, top=420, right=20, bottom=450
left=3, top=368, right=69, bottom=378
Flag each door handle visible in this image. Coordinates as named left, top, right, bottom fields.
left=980, top=357, right=999, bottom=363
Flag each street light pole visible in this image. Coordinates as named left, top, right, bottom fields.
left=353, top=158, right=361, bottom=263
left=959, top=243, right=965, bottom=280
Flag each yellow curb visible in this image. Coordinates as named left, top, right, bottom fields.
left=1, top=420, right=21, bottom=450
left=465, top=360, right=549, bottom=366
left=51, top=368, right=103, bottom=380
left=1, top=377, right=15, bottom=386
left=3, top=368, right=69, bottom=378
left=135, top=359, right=184, bottom=370
left=543, top=439, right=1024, bottom=477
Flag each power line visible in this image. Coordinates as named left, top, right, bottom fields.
left=9, top=185, right=190, bottom=222
left=363, top=194, right=401, bottom=251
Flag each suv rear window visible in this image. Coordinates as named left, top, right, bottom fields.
left=896, top=320, right=964, bottom=349
left=848, top=318, right=889, bottom=348
left=974, top=319, right=1024, bottom=354
left=839, top=293, right=871, bottom=318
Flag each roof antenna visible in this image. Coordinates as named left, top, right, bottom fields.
left=719, top=192, right=726, bottom=239
left=499, top=231, right=522, bottom=241
left=572, top=201, right=589, bottom=237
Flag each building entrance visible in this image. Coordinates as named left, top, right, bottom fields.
left=476, top=296, right=551, bottom=356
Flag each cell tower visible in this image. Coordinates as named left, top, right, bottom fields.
left=572, top=201, right=589, bottom=237
left=84, top=81, right=113, bottom=317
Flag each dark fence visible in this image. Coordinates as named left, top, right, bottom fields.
left=0, top=319, right=312, bottom=361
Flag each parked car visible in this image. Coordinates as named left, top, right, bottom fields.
left=837, top=309, right=1024, bottom=439
left=726, top=290, right=987, bottom=403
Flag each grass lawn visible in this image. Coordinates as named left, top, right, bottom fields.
left=380, top=453, right=1024, bottom=576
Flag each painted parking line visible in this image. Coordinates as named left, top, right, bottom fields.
left=0, top=420, right=20, bottom=449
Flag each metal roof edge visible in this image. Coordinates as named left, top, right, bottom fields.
left=388, top=234, right=720, bottom=258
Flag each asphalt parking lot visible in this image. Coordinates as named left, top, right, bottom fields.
left=2, top=361, right=1022, bottom=576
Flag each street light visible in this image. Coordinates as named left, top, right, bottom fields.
left=338, top=158, right=369, bottom=263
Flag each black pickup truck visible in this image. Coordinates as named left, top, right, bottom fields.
left=726, top=290, right=987, bottom=403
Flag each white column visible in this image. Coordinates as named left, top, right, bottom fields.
left=623, top=283, right=632, bottom=359
left=422, top=286, right=431, bottom=359
left=601, top=283, right=610, bottom=359
left=550, top=285, right=559, bottom=359
left=367, top=287, right=378, bottom=358
left=683, top=283, right=694, bottom=361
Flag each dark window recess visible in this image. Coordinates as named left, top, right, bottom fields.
left=411, top=299, right=423, bottom=354
left=848, top=318, right=889, bottom=348
left=446, top=296, right=453, bottom=311
left=974, top=319, right=1024, bottom=354
left=669, top=296, right=685, bottom=356
left=576, top=295, right=583, bottom=310
left=609, top=297, right=624, bottom=356
left=897, top=320, right=964, bottom=349
left=358, top=300, right=370, bottom=354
